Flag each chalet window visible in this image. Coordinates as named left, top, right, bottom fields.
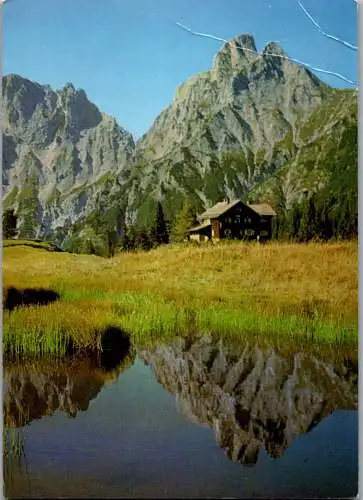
left=235, top=215, right=241, bottom=224
left=244, top=217, right=251, bottom=224
left=227, top=217, right=232, bottom=224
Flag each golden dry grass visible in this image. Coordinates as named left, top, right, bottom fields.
left=2, top=240, right=358, bottom=354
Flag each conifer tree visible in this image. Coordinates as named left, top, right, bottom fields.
left=171, top=201, right=198, bottom=243
left=288, top=204, right=301, bottom=240
left=298, top=195, right=310, bottom=242
left=136, top=227, right=153, bottom=250
left=3, top=209, right=18, bottom=239
left=150, top=202, right=169, bottom=246
left=318, top=200, right=333, bottom=240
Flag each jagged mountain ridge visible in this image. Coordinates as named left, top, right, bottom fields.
left=2, top=33, right=357, bottom=244
left=136, top=34, right=327, bottom=162
left=3, top=74, right=135, bottom=240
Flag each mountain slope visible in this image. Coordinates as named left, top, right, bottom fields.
left=248, top=89, right=357, bottom=208
left=3, top=74, right=135, bottom=240
left=126, top=35, right=355, bottom=224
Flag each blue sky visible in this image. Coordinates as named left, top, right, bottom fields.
left=4, top=0, right=357, bottom=139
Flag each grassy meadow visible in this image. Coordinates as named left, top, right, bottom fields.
left=2, top=239, right=358, bottom=357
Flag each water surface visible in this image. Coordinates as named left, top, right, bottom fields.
left=4, top=336, right=358, bottom=498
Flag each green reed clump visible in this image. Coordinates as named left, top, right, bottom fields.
left=109, top=293, right=357, bottom=347
left=3, top=320, right=70, bottom=357
left=194, top=306, right=358, bottom=344
left=110, top=292, right=186, bottom=344
left=2, top=288, right=358, bottom=357
left=4, top=428, right=27, bottom=494
left=3, top=429, right=25, bottom=460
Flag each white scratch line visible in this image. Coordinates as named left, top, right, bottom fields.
left=175, top=22, right=357, bottom=87
left=298, top=0, right=357, bottom=51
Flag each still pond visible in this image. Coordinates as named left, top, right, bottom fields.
left=4, top=335, right=358, bottom=498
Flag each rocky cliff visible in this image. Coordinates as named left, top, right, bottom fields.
left=3, top=74, right=135, bottom=241
left=136, top=35, right=327, bottom=163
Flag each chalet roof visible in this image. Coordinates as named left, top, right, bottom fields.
left=200, top=199, right=241, bottom=219
left=248, top=203, right=277, bottom=216
left=200, top=199, right=276, bottom=219
left=189, top=221, right=211, bottom=232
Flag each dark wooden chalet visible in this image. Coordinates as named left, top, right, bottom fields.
left=188, top=198, right=276, bottom=242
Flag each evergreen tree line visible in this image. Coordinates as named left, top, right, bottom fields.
left=272, top=191, right=357, bottom=242
left=3, top=189, right=357, bottom=257
left=63, top=200, right=190, bottom=256
left=61, top=200, right=199, bottom=256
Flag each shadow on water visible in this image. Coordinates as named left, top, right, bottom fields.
left=3, top=286, right=60, bottom=312
left=64, top=325, right=132, bottom=368
left=99, top=326, right=131, bottom=370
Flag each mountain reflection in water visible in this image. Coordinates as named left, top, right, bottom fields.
left=4, top=336, right=357, bottom=468
left=3, top=336, right=358, bottom=498
left=138, top=336, right=358, bottom=466
left=4, top=350, right=135, bottom=428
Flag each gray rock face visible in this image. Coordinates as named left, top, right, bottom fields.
left=138, top=336, right=357, bottom=465
left=136, top=35, right=327, bottom=164
left=3, top=74, right=135, bottom=240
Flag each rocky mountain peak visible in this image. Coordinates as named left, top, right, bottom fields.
left=211, top=33, right=258, bottom=79
left=3, top=74, right=48, bottom=127
left=61, top=82, right=76, bottom=93
left=2, top=73, right=137, bottom=241
left=3, top=73, right=40, bottom=93
left=59, top=82, right=88, bottom=105
left=262, top=41, right=287, bottom=58
left=58, top=83, right=102, bottom=132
